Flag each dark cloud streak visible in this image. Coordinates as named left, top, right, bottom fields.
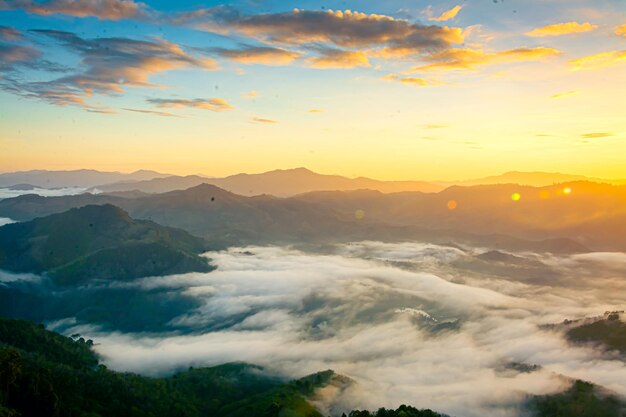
left=0, top=29, right=216, bottom=112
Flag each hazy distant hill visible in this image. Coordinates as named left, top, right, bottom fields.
left=0, top=183, right=596, bottom=253
left=296, top=181, right=626, bottom=250
left=0, top=204, right=213, bottom=285
left=93, top=167, right=444, bottom=196
left=0, top=169, right=169, bottom=188
left=3, top=168, right=624, bottom=196
left=93, top=174, right=211, bottom=194
left=438, top=171, right=626, bottom=187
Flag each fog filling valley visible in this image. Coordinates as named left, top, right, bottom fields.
left=50, top=242, right=625, bottom=417
left=0, top=186, right=89, bottom=200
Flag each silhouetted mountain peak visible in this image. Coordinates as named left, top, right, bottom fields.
left=181, top=182, right=237, bottom=195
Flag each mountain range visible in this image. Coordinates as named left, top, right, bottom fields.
left=91, top=167, right=444, bottom=195
left=438, top=171, right=626, bottom=187
left=2, top=168, right=624, bottom=196
left=3, top=180, right=625, bottom=251
left=0, top=169, right=169, bottom=189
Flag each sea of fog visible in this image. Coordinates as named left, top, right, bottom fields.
left=0, top=217, right=15, bottom=227
left=53, top=242, right=626, bottom=417
left=0, top=186, right=88, bottom=200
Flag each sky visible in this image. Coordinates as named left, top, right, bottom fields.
left=0, top=0, right=625, bottom=180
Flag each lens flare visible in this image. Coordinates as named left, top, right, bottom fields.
left=447, top=200, right=458, bottom=210
left=511, top=192, right=521, bottom=201
left=563, top=187, right=572, bottom=195
left=355, top=209, right=366, bottom=219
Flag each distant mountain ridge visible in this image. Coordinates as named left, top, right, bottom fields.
left=0, top=169, right=170, bottom=188
left=92, top=167, right=444, bottom=196
left=4, top=181, right=622, bottom=252
left=99, top=168, right=622, bottom=197
left=438, top=171, right=626, bottom=187
left=3, top=168, right=624, bottom=196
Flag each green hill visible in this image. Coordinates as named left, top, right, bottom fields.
left=528, top=380, right=623, bottom=417
left=567, top=312, right=626, bottom=355
left=0, top=204, right=214, bottom=285
left=0, top=316, right=331, bottom=417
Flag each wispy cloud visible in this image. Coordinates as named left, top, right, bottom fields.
left=0, top=25, right=22, bottom=41
left=428, top=5, right=463, bottom=22
left=1, top=30, right=216, bottom=111
left=148, top=97, right=233, bottom=112
left=616, top=24, right=626, bottom=37
left=0, top=43, right=40, bottom=68
left=526, top=22, right=597, bottom=37
left=580, top=132, right=614, bottom=139
left=308, top=109, right=325, bottom=113
left=383, top=74, right=442, bottom=87
left=210, top=45, right=300, bottom=65
left=0, top=0, right=149, bottom=20
left=124, top=108, right=181, bottom=117
left=307, top=49, right=370, bottom=69
left=412, top=47, right=562, bottom=72
left=570, top=50, right=626, bottom=70
left=251, top=117, right=277, bottom=124
left=550, top=91, right=579, bottom=99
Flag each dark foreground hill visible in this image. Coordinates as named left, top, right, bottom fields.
left=0, top=204, right=213, bottom=285
left=0, top=317, right=334, bottom=417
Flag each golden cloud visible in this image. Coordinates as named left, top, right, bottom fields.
left=412, top=46, right=562, bottom=72
left=526, top=22, right=597, bottom=37
left=2, top=0, right=148, bottom=20
left=429, top=5, right=463, bottom=22
left=252, top=117, right=277, bottom=124
left=615, top=24, right=626, bottom=37
left=383, top=74, right=442, bottom=86
left=212, top=46, right=300, bottom=65
left=550, top=91, right=579, bottom=99
left=190, top=8, right=464, bottom=55
left=307, top=50, right=370, bottom=69
left=148, top=98, right=233, bottom=112
left=570, top=50, right=626, bottom=70
left=581, top=132, right=614, bottom=139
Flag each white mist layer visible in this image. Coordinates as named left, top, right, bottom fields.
left=0, top=218, right=15, bottom=227
left=0, top=186, right=87, bottom=200
left=77, top=243, right=625, bottom=417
